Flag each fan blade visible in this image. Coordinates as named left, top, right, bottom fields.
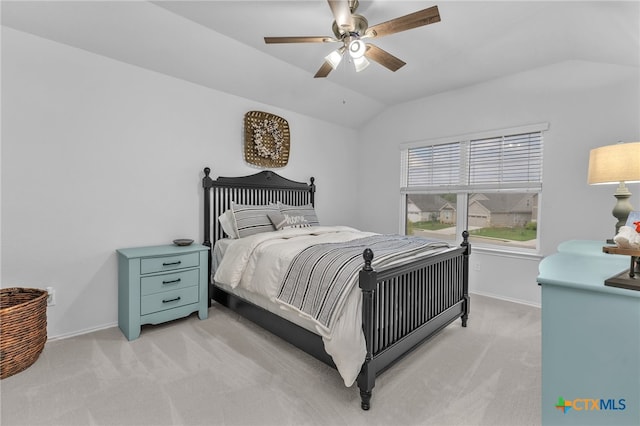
left=367, top=5, right=440, bottom=39
left=327, top=0, right=354, bottom=32
left=264, top=36, right=336, bottom=44
left=314, top=61, right=334, bottom=78
left=365, top=44, right=406, bottom=72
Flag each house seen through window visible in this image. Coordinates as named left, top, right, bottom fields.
left=401, top=124, right=547, bottom=251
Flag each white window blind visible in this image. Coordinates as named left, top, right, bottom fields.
left=468, top=132, right=543, bottom=191
left=403, top=129, right=543, bottom=193
left=407, top=142, right=461, bottom=187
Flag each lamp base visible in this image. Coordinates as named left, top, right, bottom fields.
left=611, top=181, right=634, bottom=237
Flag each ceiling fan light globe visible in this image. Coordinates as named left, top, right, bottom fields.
left=325, top=49, right=344, bottom=70
left=353, top=56, right=370, bottom=72
left=348, top=39, right=366, bottom=59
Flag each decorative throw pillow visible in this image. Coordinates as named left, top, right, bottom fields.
left=231, top=202, right=279, bottom=238
left=278, top=203, right=320, bottom=226
left=268, top=211, right=288, bottom=230
left=269, top=211, right=310, bottom=229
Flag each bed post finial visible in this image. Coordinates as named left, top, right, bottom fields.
left=309, top=177, right=316, bottom=207
left=461, top=230, right=470, bottom=255
left=203, top=167, right=214, bottom=189
left=363, top=248, right=374, bottom=271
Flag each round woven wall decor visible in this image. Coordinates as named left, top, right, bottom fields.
left=244, top=111, right=290, bottom=168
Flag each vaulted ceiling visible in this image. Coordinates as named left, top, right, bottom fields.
left=2, top=1, right=639, bottom=128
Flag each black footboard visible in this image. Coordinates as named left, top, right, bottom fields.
left=357, top=232, right=470, bottom=410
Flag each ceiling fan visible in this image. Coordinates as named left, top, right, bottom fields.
left=264, top=0, right=441, bottom=78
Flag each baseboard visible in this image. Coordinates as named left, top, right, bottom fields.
left=46, top=293, right=538, bottom=341
left=47, top=321, right=118, bottom=342
left=469, top=290, right=541, bottom=309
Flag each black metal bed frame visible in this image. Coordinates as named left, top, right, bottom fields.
left=202, top=167, right=470, bottom=410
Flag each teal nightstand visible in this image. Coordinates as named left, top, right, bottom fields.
left=117, top=244, right=209, bottom=340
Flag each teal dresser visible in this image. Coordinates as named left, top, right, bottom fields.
left=538, top=240, right=640, bottom=425
left=117, top=244, right=209, bottom=340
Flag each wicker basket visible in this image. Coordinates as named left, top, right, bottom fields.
left=1, top=288, right=48, bottom=379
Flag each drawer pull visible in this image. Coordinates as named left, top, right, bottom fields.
left=162, top=296, right=181, bottom=303
left=162, top=261, right=182, bottom=266
left=162, top=278, right=181, bottom=285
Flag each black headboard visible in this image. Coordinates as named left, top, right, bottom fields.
left=202, top=167, right=316, bottom=249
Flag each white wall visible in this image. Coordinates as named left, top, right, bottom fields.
left=4, top=26, right=639, bottom=337
left=1, top=28, right=360, bottom=338
left=357, top=60, right=640, bottom=306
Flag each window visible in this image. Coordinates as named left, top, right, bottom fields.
left=401, top=124, right=547, bottom=251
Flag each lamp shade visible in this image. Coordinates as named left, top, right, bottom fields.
left=587, top=142, right=640, bottom=185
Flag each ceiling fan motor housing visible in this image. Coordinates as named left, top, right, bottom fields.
left=332, top=14, right=368, bottom=39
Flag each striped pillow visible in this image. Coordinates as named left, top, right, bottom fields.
left=278, top=203, right=320, bottom=226
left=231, top=202, right=279, bottom=238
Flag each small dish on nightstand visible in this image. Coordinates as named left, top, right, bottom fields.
left=173, top=239, right=194, bottom=246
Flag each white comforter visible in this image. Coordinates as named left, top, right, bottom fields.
left=214, top=226, right=372, bottom=386
left=213, top=226, right=452, bottom=386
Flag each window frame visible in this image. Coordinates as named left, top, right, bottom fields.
left=399, top=123, right=549, bottom=254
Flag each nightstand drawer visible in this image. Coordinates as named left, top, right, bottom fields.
left=141, top=286, right=199, bottom=315
left=140, top=252, right=199, bottom=274
left=140, top=269, right=199, bottom=296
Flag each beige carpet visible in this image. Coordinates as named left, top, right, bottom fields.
left=0, top=294, right=540, bottom=426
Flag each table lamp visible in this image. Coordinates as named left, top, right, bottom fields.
left=587, top=141, right=640, bottom=241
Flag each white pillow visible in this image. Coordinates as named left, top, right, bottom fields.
left=218, top=210, right=238, bottom=239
